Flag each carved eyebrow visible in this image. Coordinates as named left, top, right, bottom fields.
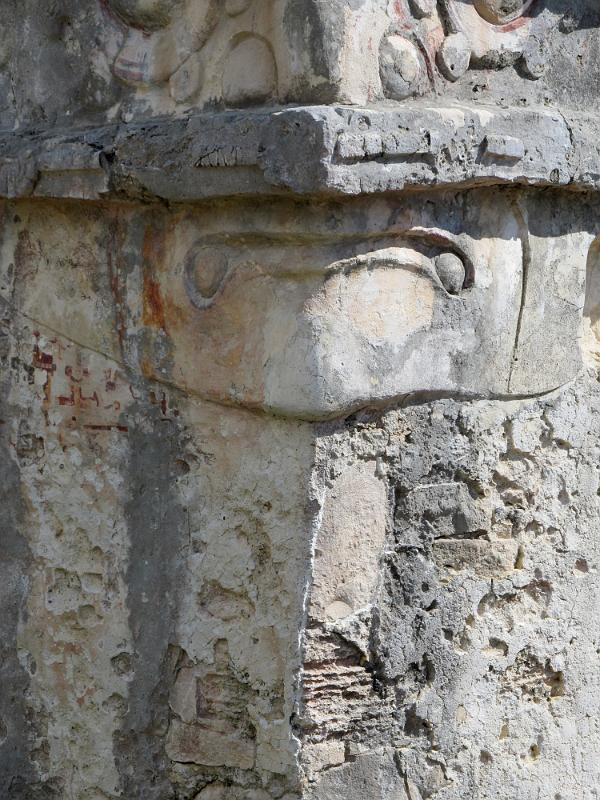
left=185, top=227, right=475, bottom=285
left=323, top=247, right=430, bottom=276
left=184, top=227, right=475, bottom=292
left=402, top=227, right=475, bottom=286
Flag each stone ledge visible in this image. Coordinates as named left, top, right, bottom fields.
left=1, top=103, right=599, bottom=202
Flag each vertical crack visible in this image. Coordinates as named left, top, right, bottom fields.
left=508, top=194, right=531, bottom=393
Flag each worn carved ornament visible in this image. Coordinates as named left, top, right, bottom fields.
left=107, top=0, right=180, bottom=30
left=102, top=0, right=277, bottom=107
left=473, top=0, right=534, bottom=24
left=105, top=0, right=218, bottom=87
left=381, top=0, right=548, bottom=100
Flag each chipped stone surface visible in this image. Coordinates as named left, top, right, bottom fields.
left=3, top=2, right=600, bottom=799
left=299, top=375, right=600, bottom=799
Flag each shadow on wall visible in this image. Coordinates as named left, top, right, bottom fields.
left=583, top=238, right=600, bottom=368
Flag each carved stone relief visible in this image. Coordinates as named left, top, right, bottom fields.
left=97, top=0, right=559, bottom=111
left=3, top=179, right=600, bottom=800
left=106, top=0, right=219, bottom=88
left=102, top=0, right=277, bottom=107
left=9, top=190, right=592, bottom=421
left=121, top=191, right=590, bottom=420
left=380, top=0, right=553, bottom=101
left=4, top=4, right=600, bottom=799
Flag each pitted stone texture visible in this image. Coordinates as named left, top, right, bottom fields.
left=4, top=103, right=600, bottom=204
left=3, top=3, right=600, bottom=792
left=0, top=199, right=317, bottom=798
left=299, top=373, right=600, bottom=798
left=2, top=181, right=600, bottom=797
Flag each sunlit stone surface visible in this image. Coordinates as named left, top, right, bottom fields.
left=2, top=2, right=600, bottom=799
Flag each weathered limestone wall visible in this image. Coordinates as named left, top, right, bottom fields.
left=3, top=2, right=600, bottom=799
left=304, top=377, right=600, bottom=799
left=1, top=200, right=318, bottom=800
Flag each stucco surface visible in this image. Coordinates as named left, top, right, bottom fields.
left=2, top=2, right=600, bottom=798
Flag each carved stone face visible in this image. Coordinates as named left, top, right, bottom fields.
left=8, top=191, right=595, bottom=422
left=108, top=0, right=182, bottom=30
left=473, top=0, right=532, bottom=25
left=116, top=192, right=593, bottom=420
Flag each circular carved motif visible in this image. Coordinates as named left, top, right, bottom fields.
left=437, top=32, right=471, bottom=81
left=184, top=245, right=232, bottom=309
left=473, top=0, right=533, bottom=25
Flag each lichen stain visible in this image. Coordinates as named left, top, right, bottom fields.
left=142, top=274, right=167, bottom=331
left=107, top=215, right=128, bottom=355
left=14, top=228, right=42, bottom=282
left=142, top=225, right=167, bottom=331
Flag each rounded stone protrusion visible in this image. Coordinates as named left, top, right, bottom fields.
left=435, top=252, right=466, bottom=294
left=473, top=0, right=530, bottom=25
left=409, top=0, right=436, bottom=18
left=379, top=35, right=421, bottom=100
left=107, top=0, right=181, bottom=30
left=438, top=33, right=471, bottom=82
left=521, top=37, right=546, bottom=80
left=225, top=0, right=252, bottom=15
left=222, top=35, right=277, bottom=106
left=184, top=246, right=231, bottom=309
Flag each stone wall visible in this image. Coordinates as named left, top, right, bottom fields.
left=2, top=2, right=600, bottom=799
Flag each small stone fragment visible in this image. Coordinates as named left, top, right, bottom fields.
left=473, top=0, right=529, bottom=25
left=409, top=0, right=436, bottom=19
left=521, top=36, right=546, bottom=80
left=379, top=35, right=421, bottom=100
left=438, top=33, right=471, bottom=81
left=484, top=134, right=525, bottom=162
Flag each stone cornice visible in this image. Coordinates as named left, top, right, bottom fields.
left=1, top=102, right=599, bottom=203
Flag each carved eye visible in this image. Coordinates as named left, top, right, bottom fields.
left=107, top=0, right=180, bottom=30
left=434, top=252, right=466, bottom=295
left=473, top=0, right=531, bottom=24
